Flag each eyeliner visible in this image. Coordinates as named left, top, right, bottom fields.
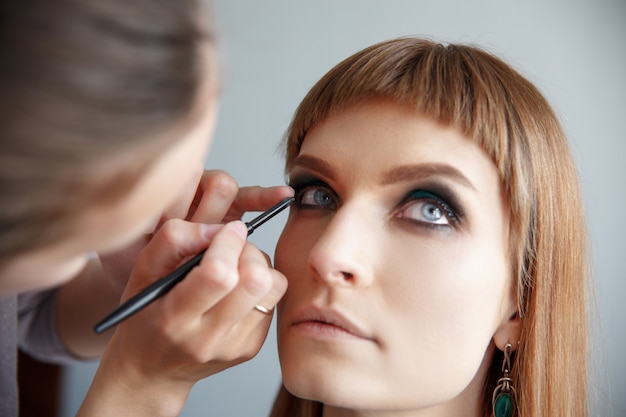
left=94, top=197, right=294, bottom=334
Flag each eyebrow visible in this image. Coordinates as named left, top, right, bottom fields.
left=292, top=154, right=476, bottom=192
left=291, top=155, right=338, bottom=181
left=381, top=163, right=477, bottom=191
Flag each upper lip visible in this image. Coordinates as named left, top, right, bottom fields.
left=290, top=304, right=375, bottom=341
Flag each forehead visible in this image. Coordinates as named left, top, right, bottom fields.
left=297, top=100, right=498, bottom=190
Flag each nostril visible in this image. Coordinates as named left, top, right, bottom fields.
left=341, top=271, right=354, bottom=281
left=311, top=263, right=357, bottom=285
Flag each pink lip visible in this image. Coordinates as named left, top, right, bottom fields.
left=290, top=305, right=375, bottom=342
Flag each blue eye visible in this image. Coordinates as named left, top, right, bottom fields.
left=397, top=190, right=459, bottom=226
left=291, top=180, right=338, bottom=210
left=301, top=187, right=334, bottom=207
left=401, top=201, right=448, bottom=224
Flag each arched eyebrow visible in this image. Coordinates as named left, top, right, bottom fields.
left=292, top=154, right=476, bottom=192
left=291, top=155, right=337, bottom=180
left=381, top=164, right=476, bottom=191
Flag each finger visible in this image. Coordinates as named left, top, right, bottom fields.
left=162, top=221, right=248, bottom=322
left=250, top=262, right=288, bottom=318
left=195, top=251, right=287, bottom=365
left=127, top=220, right=223, bottom=295
left=221, top=185, right=295, bottom=223
left=198, top=243, right=275, bottom=330
left=188, top=170, right=239, bottom=224
left=241, top=249, right=287, bottom=315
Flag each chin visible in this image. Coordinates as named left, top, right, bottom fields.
left=283, top=377, right=357, bottom=409
left=279, top=350, right=472, bottom=414
left=280, top=358, right=385, bottom=410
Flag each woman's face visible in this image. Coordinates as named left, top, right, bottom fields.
left=275, top=99, right=517, bottom=415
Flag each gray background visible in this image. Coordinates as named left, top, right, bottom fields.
left=60, top=0, right=626, bottom=416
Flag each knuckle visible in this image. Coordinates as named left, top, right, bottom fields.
left=158, top=218, right=185, bottom=246
left=235, top=349, right=257, bottom=363
left=201, top=256, right=238, bottom=291
left=151, top=312, right=181, bottom=343
left=212, top=343, right=259, bottom=364
left=240, top=262, right=272, bottom=296
left=206, top=171, right=238, bottom=200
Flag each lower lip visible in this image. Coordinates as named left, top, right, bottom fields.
left=292, top=321, right=371, bottom=342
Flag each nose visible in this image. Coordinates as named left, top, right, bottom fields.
left=307, top=203, right=375, bottom=288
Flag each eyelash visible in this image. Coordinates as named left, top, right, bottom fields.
left=397, top=189, right=461, bottom=228
left=290, top=179, right=338, bottom=211
left=288, top=176, right=463, bottom=228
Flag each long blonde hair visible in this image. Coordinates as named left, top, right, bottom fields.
left=271, top=37, right=589, bottom=417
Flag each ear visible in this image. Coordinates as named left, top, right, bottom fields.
left=493, top=310, right=522, bottom=352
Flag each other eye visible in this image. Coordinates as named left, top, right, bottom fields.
left=396, top=190, right=458, bottom=226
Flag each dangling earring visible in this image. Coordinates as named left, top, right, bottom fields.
left=492, top=343, right=516, bottom=417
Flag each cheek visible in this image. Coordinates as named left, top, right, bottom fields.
left=274, top=217, right=321, bottom=338
left=274, top=220, right=312, bottom=292
left=389, top=234, right=509, bottom=328
left=380, top=236, right=510, bottom=380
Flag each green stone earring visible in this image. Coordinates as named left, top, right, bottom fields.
left=492, top=343, right=516, bottom=417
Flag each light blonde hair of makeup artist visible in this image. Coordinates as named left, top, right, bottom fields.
left=271, top=37, right=589, bottom=417
left=0, top=0, right=214, bottom=266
